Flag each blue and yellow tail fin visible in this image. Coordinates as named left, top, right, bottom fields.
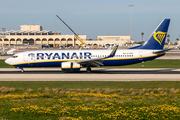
left=130, top=19, right=170, bottom=50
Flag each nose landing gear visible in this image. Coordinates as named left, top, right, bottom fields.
left=21, top=68, right=24, bottom=73
left=15, top=67, right=24, bottom=73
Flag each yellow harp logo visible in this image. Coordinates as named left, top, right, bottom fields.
left=153, top=31, right=166, bottom=45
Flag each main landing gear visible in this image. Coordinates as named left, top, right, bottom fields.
left=86, top=67, right=91, bottom=73
left=21, top=68, right=24, bottom=73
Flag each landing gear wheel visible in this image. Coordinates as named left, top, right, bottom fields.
left=21, top=69, right=24, bottom=73
left=86, top=67, right=91, bottom=73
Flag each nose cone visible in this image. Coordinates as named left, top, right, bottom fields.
left=5, top=58, right=11, bottom=65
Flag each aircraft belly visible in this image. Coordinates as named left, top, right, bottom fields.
left=14, top=61, right=63, bottom=67
left=102, top=59, right=139, bottom=66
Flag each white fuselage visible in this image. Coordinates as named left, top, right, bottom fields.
left=5, top=49, right=164, bottom=68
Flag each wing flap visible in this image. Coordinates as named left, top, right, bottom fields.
left=78, top=57, right=104, bottom=67
left=87, top=62, right=101, bottom=67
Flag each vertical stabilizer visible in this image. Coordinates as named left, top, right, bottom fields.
left=130, top=19, right=170, bottom=50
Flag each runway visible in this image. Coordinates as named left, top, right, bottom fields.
left=0, top=68, right=180, bottom=81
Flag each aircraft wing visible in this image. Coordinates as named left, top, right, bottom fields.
left=78, top=45, right=118, bottom=67
left=152, top=48, right=171, bottom=54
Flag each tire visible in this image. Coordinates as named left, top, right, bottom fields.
left=21, top=69, right=24, bottom=73
left=86, top=67, right=91, bottom=73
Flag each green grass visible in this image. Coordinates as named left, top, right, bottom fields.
left=1, top=59, right=180, bottom=68
left=0, top=82, right=180, bottom=120
left=0, top=60, right=14, bottom=68
left=102, top=59, right=180, bottom=68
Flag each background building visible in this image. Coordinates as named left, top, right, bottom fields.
left=0, top=25, right=130, bottom=48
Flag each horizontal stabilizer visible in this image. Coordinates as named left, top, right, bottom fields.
left=152, top=48, right=171, bottom=54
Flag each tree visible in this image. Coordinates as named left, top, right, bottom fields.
left=141, top=32, right=144, bottom=42
left=176, top=38, right=179, bottom=45
left=167, top=34, right=170, bottom=48
left=167, top=34, right=170, bottom=40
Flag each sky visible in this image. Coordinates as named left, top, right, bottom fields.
left=0, top=0, right=180, bottom=42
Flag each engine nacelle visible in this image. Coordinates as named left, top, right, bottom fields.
left=61, top=61, right=81, bottom=71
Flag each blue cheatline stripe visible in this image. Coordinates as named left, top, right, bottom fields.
left=13, top=53, right=164, bottom=68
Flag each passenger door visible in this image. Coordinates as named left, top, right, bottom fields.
left=23, top=53, right=28, bottom=62
left=138, top=51, right=143, bottom=60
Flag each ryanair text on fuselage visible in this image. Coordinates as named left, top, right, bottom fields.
left=35, top=52, right=92, bottom=60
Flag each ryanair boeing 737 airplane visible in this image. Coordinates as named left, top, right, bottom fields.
left=5, top=18, right=170, bottom=72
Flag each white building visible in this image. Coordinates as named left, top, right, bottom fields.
left=0, top=25, right=130, bottom=48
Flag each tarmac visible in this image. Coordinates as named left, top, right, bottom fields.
left=0, top=68, right=179, bottom=81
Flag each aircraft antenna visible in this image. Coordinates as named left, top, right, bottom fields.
left=55, top=14, right=86, bottom=46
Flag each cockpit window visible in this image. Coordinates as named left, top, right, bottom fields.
left=12, top=55, right=18, bottom=58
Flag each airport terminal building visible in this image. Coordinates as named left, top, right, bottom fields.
left=0, top=25, right=130, bottom=48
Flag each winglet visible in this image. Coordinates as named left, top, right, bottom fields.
left=108, top=45, right=118, bottom=57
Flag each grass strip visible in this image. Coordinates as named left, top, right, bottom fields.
left=102, top=59, right=180, bottom=68
left=0, top=81, right=180, bottom=91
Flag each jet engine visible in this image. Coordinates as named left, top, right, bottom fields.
left=61, top=61, right=81, bottom=71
